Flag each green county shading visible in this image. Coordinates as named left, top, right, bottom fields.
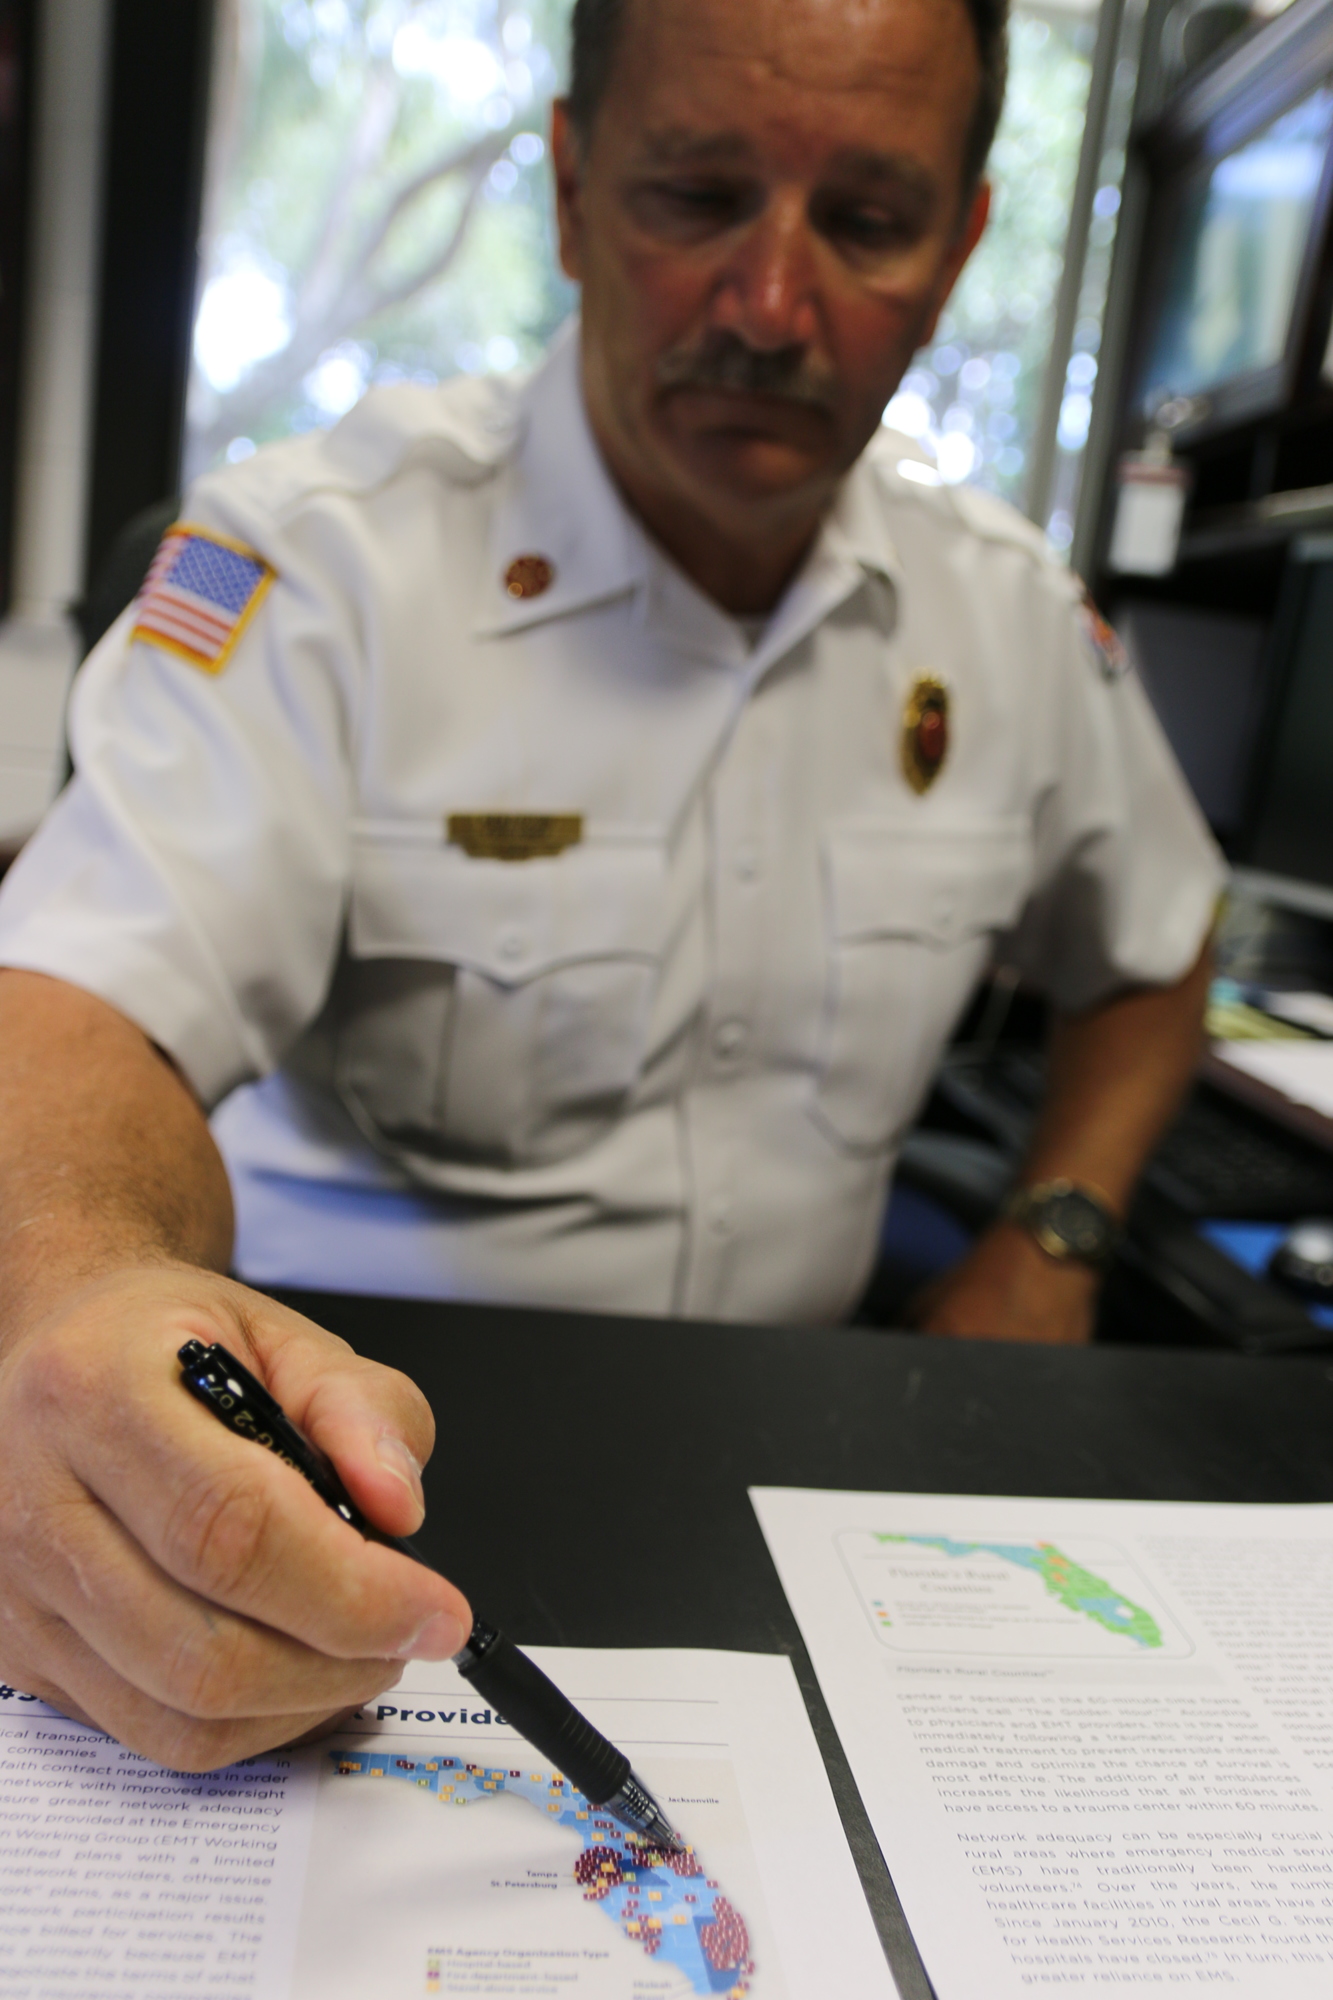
left=874, top=1536, right=1164, bottom=1648
left=331, top=1750, right=754, bottom=1996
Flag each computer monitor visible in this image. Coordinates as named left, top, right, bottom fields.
left=1116, top=600, right=1270, bottom=837
left=1119, top=551, right=1333, bottom=908
left=1238, top=540, right=1333, bottom=900
left=1136, top=77, right=1333, bottom=434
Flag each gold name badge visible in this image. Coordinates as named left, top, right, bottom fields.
left=447, top=813, right=584, bottom=862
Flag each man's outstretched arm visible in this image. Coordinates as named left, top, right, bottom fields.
left=913, top=939, right=1212, bottom=1345
left=0, top=970, right=470, bottom=1768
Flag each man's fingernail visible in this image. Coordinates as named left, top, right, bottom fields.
left=375, top=1435, right=425, bottom=1511
left=407, top=1612, right=467, bottom=1661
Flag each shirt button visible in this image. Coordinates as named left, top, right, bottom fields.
left=706, top=1198, right=733, bottom=1238
left=734, top=845, right=760, bottom=882
left=713, top=1019, right=747, bottom=1060
left=497, top=928, right=529, bottom=964
left=933, top=895, right=958, bottom=937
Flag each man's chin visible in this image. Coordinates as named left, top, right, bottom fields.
left=663, top=425, right=839, bottom=520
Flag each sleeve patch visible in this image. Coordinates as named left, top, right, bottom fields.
left=1078, top=587, right=1129, bottom=683
left=130, top=524, right=274, bottom=675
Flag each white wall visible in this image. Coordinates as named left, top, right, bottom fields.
left=0, top=0, right=112, bottom=847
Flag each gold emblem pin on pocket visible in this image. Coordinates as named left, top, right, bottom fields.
left=901, top=675, right=950, bottom=795
left=447, top=813, right=583, bottom=862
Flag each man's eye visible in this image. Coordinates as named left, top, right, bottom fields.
left=667, top=183, right=732, bottom=207
left=818, top=201, right=922, bottom=254
left=632, top=181, right=747, bottom=228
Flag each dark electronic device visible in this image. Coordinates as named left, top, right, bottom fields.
left=923, top=1051, right=1332, bottom=1354
left=1146, top=1093, right=1333, bottom=1218
left=1115, top=544, right=1333, bottom=906
left=1114, top=602, right=1269, bottom=837
left=1269, top=1218, right=1333, bottom=1301
left=943, top=1049, right=1333, bottom=1221
left=1236, top=543, right=1333, bottom=897
left=176, top=1339, right=684, bottom=1852
left=1133, top=44, right=1333, bottom=439
left=1107, top=12, right=1333, bottom=910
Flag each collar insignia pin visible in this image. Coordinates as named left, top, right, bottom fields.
left=503, top=554, right=555, bottom=601
left=901, top=675, right=950, bottom=795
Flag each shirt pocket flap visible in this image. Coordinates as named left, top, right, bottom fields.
left=349, top=832, right=666, bottom=982
left=826, top=822, right=1032, bottom=948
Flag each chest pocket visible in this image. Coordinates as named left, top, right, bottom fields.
left=334, top=833, right=665, bottom=1171
left=812, top=822, right=1032, bottom=1154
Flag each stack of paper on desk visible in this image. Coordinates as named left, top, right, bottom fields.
left=753, top=1487, right=1333, bottom=2000
left=1215, top=1039, right=1333, bottom=1120
left=0, top=1648, right=894, bottom=1999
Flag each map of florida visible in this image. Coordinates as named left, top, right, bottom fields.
left=876, top=1535, right=1164, bottom=1648
left=331, top=1750, right=755, bottom=1997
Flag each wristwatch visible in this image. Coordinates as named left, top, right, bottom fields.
left=1001, top=1179, right=1122, bottom=1271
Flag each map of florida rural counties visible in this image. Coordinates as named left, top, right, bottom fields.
left=875, top=1536, right=1164, bottom=1648
left=331, top=1750, right=756, bottom=1996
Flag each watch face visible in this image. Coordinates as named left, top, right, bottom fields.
left=1040, top=1189, right=1113, bottom=1261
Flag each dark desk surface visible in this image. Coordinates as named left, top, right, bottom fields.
left=274, top=1292, right=1333, bottom=2000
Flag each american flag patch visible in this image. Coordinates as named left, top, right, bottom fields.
left=131, top=525, right=274, bottom=674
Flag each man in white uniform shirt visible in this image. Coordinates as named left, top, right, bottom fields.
left=0, top=0, right=1219, bottom=1768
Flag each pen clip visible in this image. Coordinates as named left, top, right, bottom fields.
left=177, top=1339, right=366, bottom=1530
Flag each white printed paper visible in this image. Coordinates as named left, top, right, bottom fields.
left=1216, top=1040, right=1333, bottom=1119
left=752, top=1488, right=1333, bottom=1998
left=0, top=1648, right=893, bottom=1999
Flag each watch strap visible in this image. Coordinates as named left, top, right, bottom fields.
left=1001, top=1178, right=1122, bottom=1271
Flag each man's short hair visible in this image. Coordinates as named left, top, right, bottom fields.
left=567, top=0, right=1010, bottom=193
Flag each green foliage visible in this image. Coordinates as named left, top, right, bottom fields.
left=888, top=11, right=1096, bottom=504
left=187, top=0, right=578, bottom=470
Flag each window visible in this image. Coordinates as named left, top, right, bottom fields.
left=884, top=3, right=1102, bottom=515
left=185, top=0, right=575, bottom=482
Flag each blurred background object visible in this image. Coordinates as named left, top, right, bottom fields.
left=182, top=0, right=1124, bottom=544
left=0, top=0, right=99, bottom=855
left=1161, top=0, right=1298, bottom=84
left=183, top=0, right=577, bottom=482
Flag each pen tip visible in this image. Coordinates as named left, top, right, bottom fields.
left=605, top=1772, right=688, bottom=1854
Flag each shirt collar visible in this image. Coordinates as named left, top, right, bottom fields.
left=744, top=449, right=903, bottom=679
left=827, top=439, right=905, bottom=594
left=474, top=322, right=648, bottom=638
left=475, top=321, right=904, bottom=659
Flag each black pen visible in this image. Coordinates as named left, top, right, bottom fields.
left=176, top=1339, right=684, bottom=1852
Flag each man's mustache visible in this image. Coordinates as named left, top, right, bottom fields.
left=656, top=332, right=839, bottom=412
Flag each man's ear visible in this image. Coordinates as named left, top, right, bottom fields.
left=551, top=99, right=586, bottom=284
left=918, top=179, right=991, bottom=348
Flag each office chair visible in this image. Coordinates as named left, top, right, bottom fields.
left=76, top=497, right=180, bottom=659
left=57, top=497, right=180, bottom=787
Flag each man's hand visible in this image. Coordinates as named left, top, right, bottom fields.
left=908, top=943, right=1211, bottom=1345
left=0, top=971, right=468, bottom=1770
left=909, top=1223, right=1098, bottom=1345
left=0, top=1264, right=472, bottom=1771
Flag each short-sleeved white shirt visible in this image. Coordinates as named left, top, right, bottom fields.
left=0, top=326, right=1224, bottom=1323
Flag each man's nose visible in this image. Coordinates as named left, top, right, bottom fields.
left=707, top=193, right=822, bottom=353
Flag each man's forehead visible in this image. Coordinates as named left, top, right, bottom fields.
left=597, top=0, right=980, bottom=183
left=607, top=0, right=978, bottom=94
left=634, top=126, right=938, bottom=197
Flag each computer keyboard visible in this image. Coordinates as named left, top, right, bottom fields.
left=939, top=1047, right=1333, bottom=1221
left=1145, top=1096, right=1333, bottom=1218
